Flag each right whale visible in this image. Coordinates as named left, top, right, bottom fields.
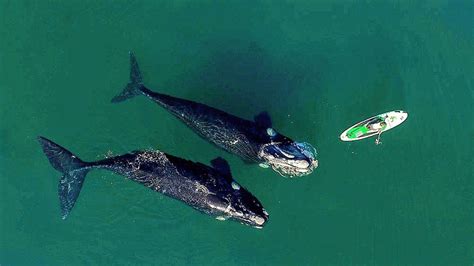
left=112, top=52, right=318, bottom=177
left=38, top=136, right=268, bottom=228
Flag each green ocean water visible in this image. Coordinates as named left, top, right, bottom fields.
left=1, top=0, right=473, bottom=265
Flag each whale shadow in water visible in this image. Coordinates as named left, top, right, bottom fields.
left=176, top=40, right=322, bottom=122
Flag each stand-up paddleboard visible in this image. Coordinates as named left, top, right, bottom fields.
left=340, top=110, right=408, bottom=143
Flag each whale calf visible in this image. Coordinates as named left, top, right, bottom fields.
left=112, top=52, right=318, bottom=177
left=38, top=137, right=268, bottom=228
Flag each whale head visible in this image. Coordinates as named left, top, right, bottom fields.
left=204, top=158, right=269, bottom=229
left=258, top=128, right=318, bottom=177
left=206, top=183, right=269, bottom=228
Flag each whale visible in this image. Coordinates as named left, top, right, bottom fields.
left=112, top=52, right=318, bottom=177
left=38, top=136, right=268, bottom=228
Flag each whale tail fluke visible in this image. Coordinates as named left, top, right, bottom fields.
left=38, top=136, right=91, bottom=219
left=111, top=51, right=144, bottom=103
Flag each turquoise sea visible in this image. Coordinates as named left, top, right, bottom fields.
left=1, top=1, right=473, bottom=265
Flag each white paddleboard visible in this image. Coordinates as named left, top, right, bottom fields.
left=340, top=110, right=408, bottom=142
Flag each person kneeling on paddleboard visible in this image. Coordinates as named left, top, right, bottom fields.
left=367, top=117, right=388, bottom=145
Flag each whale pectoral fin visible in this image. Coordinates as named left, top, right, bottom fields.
left=254, top=111, right=272, bottom=128
left=210, top=157, right=232, bottom=179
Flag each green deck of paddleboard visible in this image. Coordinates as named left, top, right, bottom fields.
left=346, top=125, right=369, bottom=139
left=346, top=115, right=389, bottom=139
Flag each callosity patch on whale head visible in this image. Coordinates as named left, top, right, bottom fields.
left=258, top=130, right=318, bottom=177
left=205, top=183, right=268, bottom=228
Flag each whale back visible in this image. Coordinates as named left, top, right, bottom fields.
left=143, top=89, right=267, bottom=162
